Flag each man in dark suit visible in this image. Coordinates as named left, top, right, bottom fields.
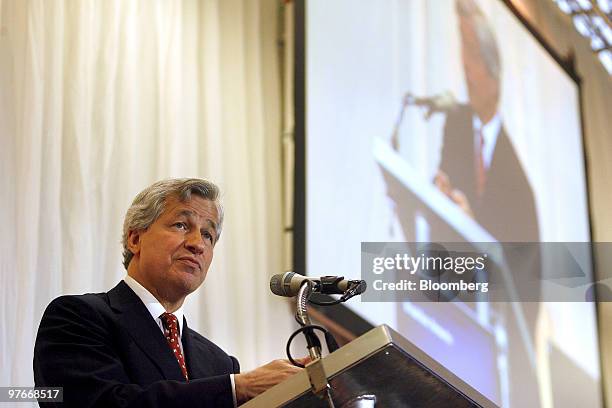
left=436, top=104, right=539, bottom=242
left=34, top=178, right=306, bottom=407
left=432, top=2, right=542, bottom=406
left=434, top=0, right=539, bottom=243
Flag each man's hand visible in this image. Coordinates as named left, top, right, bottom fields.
left=434, top=170, right=474, bottom=218
left=234, top=357, right=311, bottom=404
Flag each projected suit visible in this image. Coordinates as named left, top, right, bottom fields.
left=437, top=104, right=539, bottom=242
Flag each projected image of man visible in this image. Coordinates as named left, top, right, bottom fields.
left=434, top=0, right=539, bottom=243
left=431, top=1, right=542, bottom=407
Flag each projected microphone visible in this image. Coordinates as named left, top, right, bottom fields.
left=391, top=90, right=458, bottom=150
left=403, top=91, right=458, bottom=119
left=270, top=272, right=367, bottom=298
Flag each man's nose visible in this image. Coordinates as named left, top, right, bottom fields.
left=185, top=230, right=205, bottom=254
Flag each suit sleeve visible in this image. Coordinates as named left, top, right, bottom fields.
left=34, top=296, right=234, bottom=408
left=230, top=356, right=240, bottom=374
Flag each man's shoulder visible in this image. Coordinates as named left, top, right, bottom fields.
left=442, top=104, right=475, bottom=137
left=35, top=290, right=121, bottom=356
left=446, top=103, right=473, bottom=120
left=41, top=290, right=114, bottom=326
left=47, top=290, right=109, bottom=309
left=440, top=104, right=475, bottom=162
left=43, top=281, right=135, bottom=314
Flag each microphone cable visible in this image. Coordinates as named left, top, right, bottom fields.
left=286, top=324, right=339, bottom=368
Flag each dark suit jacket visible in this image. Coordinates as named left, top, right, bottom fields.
left=439, top=104, right=539, bottom=242
left=34, top=281, right=239, bottom=408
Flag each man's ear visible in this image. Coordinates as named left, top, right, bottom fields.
left=127, top=230, right=142, bottom=256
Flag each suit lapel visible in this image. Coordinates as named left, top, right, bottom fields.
left=182, top=318, right=208, bottom=379
left=107, top=281, right=185, bottom=381
left=450, top=106, right=479, bottom=202
left=182, top=318, right=227, bottom=379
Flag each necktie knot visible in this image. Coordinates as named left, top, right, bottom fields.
left=160, top=312, right=178, bottom=329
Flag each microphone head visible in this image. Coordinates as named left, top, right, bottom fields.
left=270, top=271, right=315, bottom=297
left=270, top=271, right=296, bottom=297
left=269, top=272, right=286, bottom=296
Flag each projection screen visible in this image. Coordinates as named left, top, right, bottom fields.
left=297, top=0, right=602, bottom=407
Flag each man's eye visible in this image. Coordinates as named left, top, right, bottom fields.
left=202, top=231, right=214, bottom=243
left=174, top=222, right=187, bottom=230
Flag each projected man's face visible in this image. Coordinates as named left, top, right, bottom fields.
left=459, top=17, right=499, bottom=124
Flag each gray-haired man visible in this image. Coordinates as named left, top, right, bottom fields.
left=34, top=178, right=306, bottom=407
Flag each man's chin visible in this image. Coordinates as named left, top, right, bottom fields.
left=173, top=270, right=205, bottom=293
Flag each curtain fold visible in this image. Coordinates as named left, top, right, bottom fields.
left=0, top=0, right=293, bottom=392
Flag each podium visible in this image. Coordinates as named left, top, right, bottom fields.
left=242, top=325, right=498, bottom=407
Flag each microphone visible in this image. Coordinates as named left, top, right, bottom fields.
left=403, top=91, right=457, bottom=119
left=391, top=90, right=458, bottom=150
left=270, top=272, right=367, bottom=298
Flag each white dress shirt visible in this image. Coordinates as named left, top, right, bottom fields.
left=472, top=112, right=502, bottom=170
left=124, top=275, right=185, bottom=351
left=123, top=275, right=237, bottom=407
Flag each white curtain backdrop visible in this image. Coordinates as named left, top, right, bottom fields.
left=0, top=0, right=295, bottom=392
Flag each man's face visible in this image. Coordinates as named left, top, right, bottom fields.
left=459, top=17, right=499, bottom=119
left=128, top=195, right=220, bottom=304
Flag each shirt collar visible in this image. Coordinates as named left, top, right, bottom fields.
left=123, top=274, right=185, bottom=334
left=473, top=113, right=502, bottom=170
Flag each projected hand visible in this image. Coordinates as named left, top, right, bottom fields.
left=434, top=170, right=474, bottom=218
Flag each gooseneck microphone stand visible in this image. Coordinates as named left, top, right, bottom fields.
left=294, top=281, right=334, bottom=407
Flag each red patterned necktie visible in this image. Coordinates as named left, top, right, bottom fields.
left=160, top=312, right=189, bottom=381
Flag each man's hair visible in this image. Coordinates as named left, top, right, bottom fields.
left=456, top=0, right=501, bottom=81
left=121, top=178, right=223, bottom=270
